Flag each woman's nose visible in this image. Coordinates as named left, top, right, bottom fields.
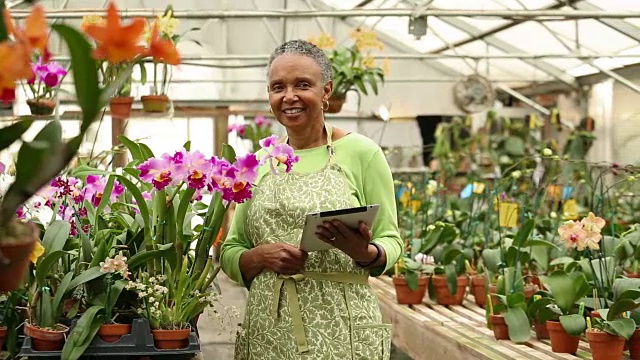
left=284, top=88, right=298, bottom=102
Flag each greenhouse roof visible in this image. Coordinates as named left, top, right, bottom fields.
left=317, top=0, right=640, bottom=89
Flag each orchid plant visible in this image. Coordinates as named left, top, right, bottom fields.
left=23, top=57, right=67, bottom=108
left=80, top=1, right=180, bottom=98
left=228, top=115, right=274, bottom=153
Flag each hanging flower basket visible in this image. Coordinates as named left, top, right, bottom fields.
left=26, top=98, right=56, bottom=116
left=0, top=221, right=39, bottom=292
left=141, top=95, right=170, bottom=113
left=109, top=96, right=134, bottom=118
left=326, top=94, right=346, bottom=114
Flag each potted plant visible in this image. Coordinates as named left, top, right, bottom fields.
left=0, top=3, right=112, bottom=292
left=488, top=291, right=531, bottom=343
left=531, top=270, right=591, bottom=354
left=81, top=2, right=181, bottom=119
left=24, top=57, right=67, bottom=116
left=140, top=6, right=183, bottom=113
left=586, top=292, right=638, bottom=360
left=392, top=252, right=430, bottom=305
left=308, top=29, right=386, bottom=113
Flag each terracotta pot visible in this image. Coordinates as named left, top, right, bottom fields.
left=26, top=98, right=55, bottom=116
left=546, top=320, right=580, bottom=354
left=98, top=323, right=131, bottom=343
left=490, top=314, right=509, bottom=340
left=625, top=271, right=640, bottom=279
left=392, top=275, right=427, bottom=305
left=628, top=328, right=640, bottom=360
left=524, top=284, right=538, bottom=302
left=533, top=320, right=549, bottom=340
left=587, top=330, right=625, bottom=360
left=431, top=275, right=469, bottom=306
left=470, top=275, right=487, bottom=307
left=488, top=284, right=500, bottom=306
left=0, top=222, right=38, bottom=292
left=326, top=94, right=346, bottom=113
left=109, top=96, right=134, bottom=118
left=141, top=95, right=169, bottom=113
left=0, top=326, right=7, bottom=350
left=151, top=328, right=190, bottom=349
left=24, top=323, right=69, bottom=351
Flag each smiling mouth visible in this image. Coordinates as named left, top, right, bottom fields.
left=283, top=108, right=303, bottom=114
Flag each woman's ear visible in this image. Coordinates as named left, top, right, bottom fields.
left=323, top=80, right=333, bottom=99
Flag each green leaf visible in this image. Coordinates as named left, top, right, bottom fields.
left=52, top=24, right=101, bottom=131
left=444, top=264, right=458, bottom=295
left=504, top=307, right=531, bottom=343
left=138, top=143, right=155, bottom=160
left=405, top=271, right=419, bottom=291
left=36, top=250, right=73, bottom=285
left=482, top=248, right=502, bottom=273
left=61, top=306, right=105, bottom=360
left=607, top=299, right=640, bottom=320
left=70, top=165, right=112, bottom=177
left=504, top=136, right=526, bottom=156
left=128, top=243, right=174, bottom=271
left=442, top=247, right=463, bottom=265
left=67, top=266, right=105, bottom=291
left=115, top=175, right=150, bottom=227
left=606, top=317, right=636, bottom=339
left=42, top=220, right=72, bottom=256
left=559, top=314, right=586, bottom=336
left=527, top=297, right=554, bottom=320
left=0, top=118, right=34, bottom=152
left=118, top=135, right=143, bottom=162
left=95, top=175, right=116, bottom=223
left=525, top=239, right=558, bottom=249
left=139, top=62, right=147, bottom=85
left=52, top=273, right=74, bottom=319
left=513, top=218, right=535, bottom=248
left=0, top=1, right=8, bottom=43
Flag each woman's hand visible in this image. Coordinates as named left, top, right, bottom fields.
left=316, top=220, right=377, bottom=264
left=258, top=243, right=308, bottom=275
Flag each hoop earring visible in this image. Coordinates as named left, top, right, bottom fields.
left=269, top=106, right=274, bottom=114
left=323, top=100, right=329, bottom=112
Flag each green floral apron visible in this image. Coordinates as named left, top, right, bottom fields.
left=234, top=123, right=391, bottom=360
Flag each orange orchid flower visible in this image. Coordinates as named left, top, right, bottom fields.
left=147, top=21, right=180, bottom=65
left=83, top=1, right=146, bottom=64
left=3, top=5, right=48, bottom=54
left=0, top=42, right=33, bottom=103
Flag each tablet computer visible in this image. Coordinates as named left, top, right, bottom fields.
left=299, top=204, right=380, bottom=252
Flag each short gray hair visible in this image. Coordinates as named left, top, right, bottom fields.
left=267, top=40, right=333, bottom=84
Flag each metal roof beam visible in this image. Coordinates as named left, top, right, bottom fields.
left=436, top=17, right=580, bottom=89
left=428, top=0, right=584, bottom=54
left=572, top=1, right=640, bottom=42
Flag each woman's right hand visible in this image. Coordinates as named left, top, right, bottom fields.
left=258, top=243, right=308, bottom=275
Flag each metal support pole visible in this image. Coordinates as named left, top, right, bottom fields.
left=496, top=85, right=551, bottom=115
left=9, top=8, right=640, bottom=20
left=250, top=0, right=281, bottom=46
left=50, top=53, right=640, bottom=62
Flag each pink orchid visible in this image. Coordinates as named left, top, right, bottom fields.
left=558, top=220, right=588, bottom=250
left=259, top=135, right=299, bottom=173
left=228, top=123, right=246, bottom=136
left=254, top=115, right=270, bottom=128
left=29, top=57, right=67, bottom=87
left=581, top=212, right=606, bottom=233
left=185, top=151, right=213, bottom=190
left=84, top=175, right=124, bottom=207
left=138, top=157, right=173, bottom=190
left=208, top=154, right=259, bottom=204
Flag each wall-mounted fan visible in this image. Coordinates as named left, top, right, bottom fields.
left=453, top=74, right=496, bottom=114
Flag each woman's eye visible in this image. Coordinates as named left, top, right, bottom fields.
left=298, top=82, right=310, bottom=88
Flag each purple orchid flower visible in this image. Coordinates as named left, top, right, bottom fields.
left=254, top=115, right=270, bottom=128
left=30, top=57, right=67, bottom=88
left=259, top=135, right=299, bottom=173
left=84, top=175, right=124, bottom=207
left=227, top=123, right=246, bottom=136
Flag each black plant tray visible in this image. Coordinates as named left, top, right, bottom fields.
left=19, top=318, right=200, bottom=359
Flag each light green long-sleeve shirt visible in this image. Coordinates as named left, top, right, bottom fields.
left=220, top=132, right=403, bottom=287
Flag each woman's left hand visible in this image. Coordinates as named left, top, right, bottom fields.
left=316, top=220, right=374, bottom=263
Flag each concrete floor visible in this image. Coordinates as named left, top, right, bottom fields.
left=196, top=273, right=412, bottom=360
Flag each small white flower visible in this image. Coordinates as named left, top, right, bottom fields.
left=550, top=211, right=558, bottom=219
left=542, top=148, right=553, bottom=157
left=511, top=170, right=522, bottom=179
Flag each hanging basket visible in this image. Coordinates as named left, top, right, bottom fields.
left=109, top=96, right=134, bottom=118
left=326, top=94, right=346, bottom=114
left=0, top=221, right=39, bottom=292
left=26, top=98, right=56, bottom=116
left=141, top=95, right=170, bottom=113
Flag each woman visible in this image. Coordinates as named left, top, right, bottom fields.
left=220, top=39, right=402, bottom=360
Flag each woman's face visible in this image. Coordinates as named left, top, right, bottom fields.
left=268, top=54, right=332, bottom=132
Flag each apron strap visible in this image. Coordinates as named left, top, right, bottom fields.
left=271, top=271, right=369, bottom=354
left=281, top=122, right=336, bottom=163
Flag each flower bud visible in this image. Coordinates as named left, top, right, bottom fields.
left=542, top=148, right=553, bottom=157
